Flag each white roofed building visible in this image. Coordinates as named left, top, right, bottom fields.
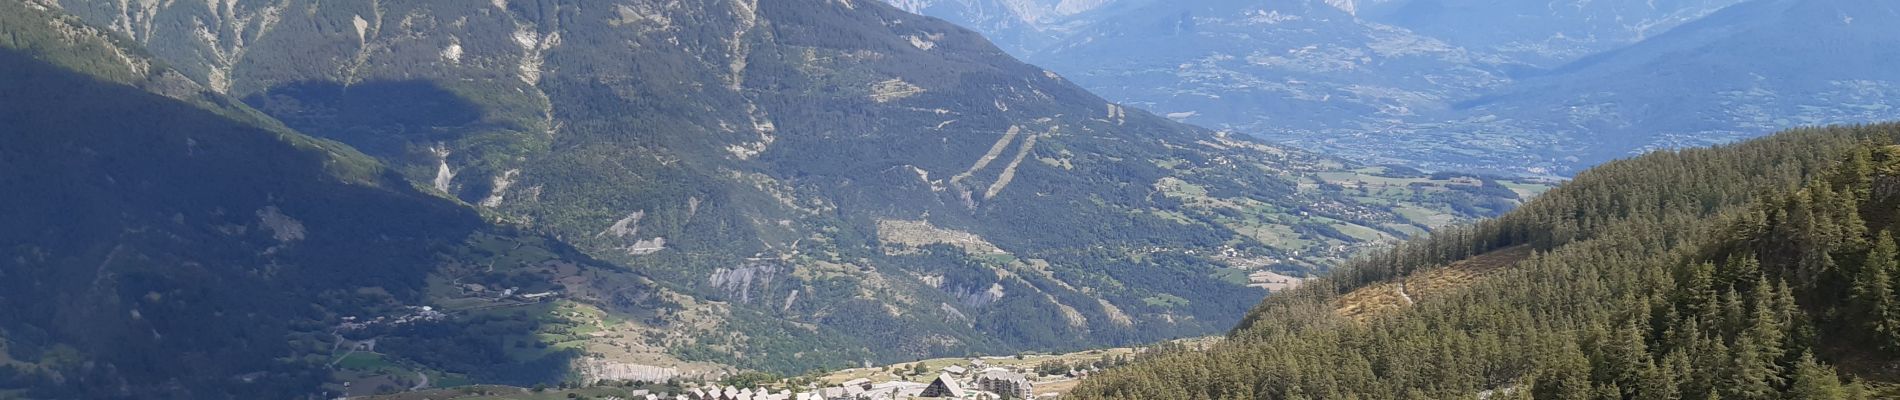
left=919, top=374, right=965, bottom=398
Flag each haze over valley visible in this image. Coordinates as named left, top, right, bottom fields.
left=1, top=0, right=1897, bottom=398
left=892, top=0, right=1900, bottom=175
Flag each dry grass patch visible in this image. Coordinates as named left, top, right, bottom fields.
left=1336, top=245, right=1534, bottom=321
left=1405, top=245, right=1532, bottom=298
left=1335, top=281, right=1411, bottom=320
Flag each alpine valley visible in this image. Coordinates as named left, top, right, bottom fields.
left=889, top=0, right=1900, bottom=175
left=0, top=0, right=1534, bottom=397
left=6, top=0, right=1898, bottom=398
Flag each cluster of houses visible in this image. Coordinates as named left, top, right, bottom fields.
left=334, top=305, right=446, bottom=332
left=335, top=285, right=564, bottom=332
left=459, top=283, right=559, bottom=302
left=599, top=366, right=1037, bottom=400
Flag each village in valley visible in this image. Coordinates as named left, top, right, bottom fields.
left=360, top=339, right=1202, bottom=400
left=628, top=363, right=1038, bottom=400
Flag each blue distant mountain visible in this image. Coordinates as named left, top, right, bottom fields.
left=1359, top=0, right=1747, bottom=67
left=892, top=0, right=1900, bottom=175
left=1450, top=0, right=1900, bottom=167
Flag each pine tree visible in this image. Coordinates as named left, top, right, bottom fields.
left=1774, top=279, right=1812, bottom=358
left=1825, top=179, right=1869, bottom=251
left=1681, top=262, right=1720, bottom=324
left=1687, top=337, right=1731, bottom=400
left=1839, top=147, right=1874, bottom=204
left=1721, top=255, right=1763, bottom=292
left=1745, top=277, right=1787, bottom=389
left=1656, top=350, right=1695, bottom=400
left=1842, top=378, right=1874, bottom=400
left=1535, top=341, right=1595, bottom=400
left=1851, top=231, right=1900, bottom=350
left=1722, top=332, right=1778, bottom=400
left=1785, top=190, right=1823, bottom=286
left=1721, top=290, right=1748, bottom=337
left=1786, top=353, right=1845, bottom=400
left=1633, top=359, right=1678, bottom=400
left=1594, top=383, right=1622, bottom=400
left=1595, top=319, right=1650, bottom=395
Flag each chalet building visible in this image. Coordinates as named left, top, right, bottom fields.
left=974, top=370, right=1031, bottom=399
left=919, top=374, right=964, bottom=398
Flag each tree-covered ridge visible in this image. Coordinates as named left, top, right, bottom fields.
left=1281, top=123, right=1864, bottom=305
left=1072, top=124, right=1900, bottom=399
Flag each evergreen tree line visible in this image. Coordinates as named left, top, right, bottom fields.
left=1071, top=123, right=1900, bottom=399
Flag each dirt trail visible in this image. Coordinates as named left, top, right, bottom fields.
left=1396, top=282, right=1415, bottom=305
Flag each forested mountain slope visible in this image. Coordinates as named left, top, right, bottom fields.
left=1073, top=123, right=1900, bottom=399
left=0, top=2, right=687, bottom=397
left=39, top=0, right=1525, bottom=373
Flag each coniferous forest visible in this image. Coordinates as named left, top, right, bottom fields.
left=1074, top=124, right=1900, bottom=399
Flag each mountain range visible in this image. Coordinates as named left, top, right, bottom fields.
left=0, top=0, right=1528, bottom=397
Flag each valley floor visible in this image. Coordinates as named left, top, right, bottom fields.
left=357, top=338, right=1217, bottom=399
